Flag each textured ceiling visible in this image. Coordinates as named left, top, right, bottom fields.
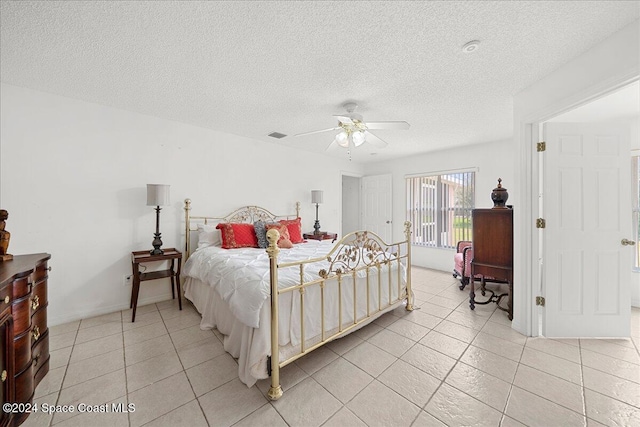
left=1, top=1, right=639, bottom=163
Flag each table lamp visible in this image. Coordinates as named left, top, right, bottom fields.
left=147, top=184, right=170, bottom=255
left=311, top=190, right=323, bottom=235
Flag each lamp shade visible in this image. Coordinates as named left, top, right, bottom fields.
left=311, top=190, right=323, bottom=204
left=336, top=131, right=349, bottom=148
left=147, top=184, right=170, bottom=206
left=352, top=131, right=366, bottom=146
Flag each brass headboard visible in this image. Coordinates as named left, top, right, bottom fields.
left=183, top=199, right=300, bottom=259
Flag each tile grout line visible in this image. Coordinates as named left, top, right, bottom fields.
left=48, top=322, right=80, bottom=427
left=165, top=302, right=214, bottom=427
left=118, top=310, right=134, bottom=427
left=577, top=339, right=588, bottom=427
left=499, top=334, right=528, bottom=426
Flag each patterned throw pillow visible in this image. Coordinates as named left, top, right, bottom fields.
left=216, top=223, right=258, bottom=249
left=279, top=217, right=303, bottom=243
left=254, top=221, right=269, bottom=249
left=265, top=223, right=293, bottom=249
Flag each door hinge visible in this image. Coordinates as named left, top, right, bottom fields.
left=536, top=296, right=546, bottom=307
left=536, top=218, right=546, bottom=228
left=537, top=141, right=546, bottom=152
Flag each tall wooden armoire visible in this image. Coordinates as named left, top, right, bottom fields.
left=470, top=208, right=513, bottom=319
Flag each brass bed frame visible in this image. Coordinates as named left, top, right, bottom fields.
left=183, top=199, right=413, bottom=400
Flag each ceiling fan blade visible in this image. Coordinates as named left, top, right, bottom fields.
left=364, top=131, right=388, bottom=148
left=365, top=121, right=410, bottom=130
left=332, top=115, right=354, bottom=124
left=294, top=126, right=340, bottom=137
left=325, top=139, right=340, bottom=151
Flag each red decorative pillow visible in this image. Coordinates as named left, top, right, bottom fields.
left=216, top=223, right=258, bottom=249
left=279, top=218, right=303, bottom=244
left=265, top=223, right=293, bottom=249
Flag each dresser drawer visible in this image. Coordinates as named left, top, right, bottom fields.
left=32, top=329, right=49, bottom=388
left=32, top=260, right=49, bottom=283
left=11, top=275, right=31, bottom=300
left=34, top=354, right=49, bottom=391
left=11, top=295, right=31, bottom=336
left=31, top=307, right=47, bottom=346
left=14, top=363, right=33, bottom=404
left=30, top=278, right=47, bottom=313
left=13, top=330, right=32, bottom=374
left=0, top=284, right=11, bottom=317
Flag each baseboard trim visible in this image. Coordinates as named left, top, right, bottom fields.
left=49, top=292, right=176, bottom=327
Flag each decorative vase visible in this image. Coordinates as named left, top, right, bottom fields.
left=0, top=209, right=12, bottom=261
left=491, top=178, right=509, bottom=208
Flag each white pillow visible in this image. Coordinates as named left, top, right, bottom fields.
left=196, top=223, right=221, bottom=249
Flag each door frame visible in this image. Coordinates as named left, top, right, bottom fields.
left=517, top=74, right=639, bottom=337
left=340, top=171, right=363, bottom=237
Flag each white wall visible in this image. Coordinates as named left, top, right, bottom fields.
left=364, top=139, right=514, bottom=272
left=0, top=83, right=364, bottom=326
left=513, top=20, right=640, bottom=335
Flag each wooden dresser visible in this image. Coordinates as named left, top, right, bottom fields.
left=0, top=254, right=50, bottom=427
left=470, top=209, right=514, bottom=320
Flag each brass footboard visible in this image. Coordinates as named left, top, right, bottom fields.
left=266, top=222, right=413, bottom=400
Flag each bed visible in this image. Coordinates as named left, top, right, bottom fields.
left=182, top=199, right=413, bottom=400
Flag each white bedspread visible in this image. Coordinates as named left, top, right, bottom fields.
left=183, top=239, right=407, bottom=387
left=183, top=240, right=335, bottom=329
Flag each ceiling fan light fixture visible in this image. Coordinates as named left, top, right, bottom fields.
left=352, top=131, right=366, bottom=147
left=336, top=130, right=349, bottom=147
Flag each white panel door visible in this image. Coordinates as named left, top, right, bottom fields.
left=361, top=174, right=392, bottom=242
left=543, top=122, right=631, bottom=337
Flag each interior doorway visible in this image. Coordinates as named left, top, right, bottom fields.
left=341, top=174, right=361, bottom=236
left=535, top=81, right=639, bottom=337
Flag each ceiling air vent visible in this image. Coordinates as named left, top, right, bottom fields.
left=268, top=132, right=287, bottom=139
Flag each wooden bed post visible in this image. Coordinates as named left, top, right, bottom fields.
left=266, top=228, right=283, bottom=400
left=184, top=199, right=192, bottom=259
left=404, top=221, right=414, bottom=311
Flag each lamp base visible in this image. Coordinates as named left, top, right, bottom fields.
left=313, top=220, right=322, bottom=235
left=151, top=232, right=164, bottom=255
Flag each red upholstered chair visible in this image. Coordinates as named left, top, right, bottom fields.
left=453, top=241, right=474, bottom=290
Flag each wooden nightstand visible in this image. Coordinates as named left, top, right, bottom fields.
left=130, top=248, right=182, bottom=322
left=303, top=232, right=338, bottom=243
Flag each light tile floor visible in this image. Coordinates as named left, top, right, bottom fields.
left=25, top=267, right=640, bottom=427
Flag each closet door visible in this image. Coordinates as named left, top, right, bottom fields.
left=362, top=174, right=392, bottom=242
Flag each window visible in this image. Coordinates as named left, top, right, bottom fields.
left=406, top=171, right=475, bottom=249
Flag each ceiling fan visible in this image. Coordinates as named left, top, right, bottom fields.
left=295, top=102, right=410, bottom=151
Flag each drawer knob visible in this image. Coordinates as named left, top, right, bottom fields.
left=33, top=353, right=40, bottom=367
left=47, top=266, right=52, bottom=272
left=3, top=296, right=8, bottom=304
left=31, top=295, right=40, bottom=311
left=0, top=370, right=6, bottom=382
left=31, top=325, right=40, bottom=342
